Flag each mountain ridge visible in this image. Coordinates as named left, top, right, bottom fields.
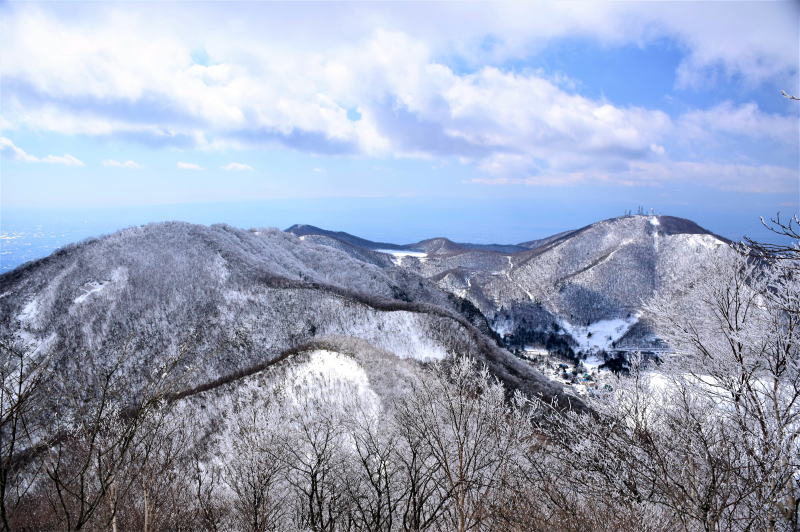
left=284, top=214, right=731, bottom=360
left=285, top=225, right=531, bottom=255
left=0, top=221, right=583, bottom=415
left=286, top=214, right=727, bottom=257
left=0, top=214, right=732, bottom=404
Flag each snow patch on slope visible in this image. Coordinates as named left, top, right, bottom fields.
left=74, top=281, right=108, bottom=303
left=667, top=233, right=724, bottom=251
left=560, top=315, right=639, bottom=354
left=73, top=268, right=127, bottom=304
left=290, top=350, right=371, bottom=391
left=375, top=249, right=427, bottom=265
left=344, top=311, right=449, bottom=361
left=18, top=299, right=39, bottom=324
left=281, top=350, right=380, bottom=413
left=686, top=234, right=724, bottom=250
left=492, top=317, right=514, bottom=337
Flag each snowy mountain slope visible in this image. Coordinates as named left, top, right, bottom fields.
left=500, top=216, right=727, bottom=321
left=286, top=224, right=408, bottom=251
left=517, top=229, right=580, bottom=250
left=0, top=222, right=577, bottom=413
left=163, top=337, right=429, bottom=522
left=173, top=329, right=593, bottom=499
left=172, top=336, right=424, bottom=444
left=427, top=216, right=729, bottom=354
left=291, top=215, right=731, bottom=356
left=293, top=233, right=396, bottom=267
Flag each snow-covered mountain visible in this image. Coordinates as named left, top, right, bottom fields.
left=0, top=221, right=574, bottom=412
left=0, top=214, right=743, bottom=531
left=0, top=213, right=733, bottom=434
left=289, top=215, right=731, bottom=359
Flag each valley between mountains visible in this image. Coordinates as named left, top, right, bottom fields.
left=2, top=213, right=726, bottom=405
left=3, top=213, right=794, bottom=532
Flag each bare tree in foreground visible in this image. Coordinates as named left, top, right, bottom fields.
left=0, top=339, right=53, bottom=532
left=526, top=231, right=800, bottom=531
left=224, top=403, right=289, bottom=532
left=395, top=357, right=530, bottom=532
left=2, top=214, right=797, bottom=531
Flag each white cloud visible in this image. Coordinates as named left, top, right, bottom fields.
left=627, top=160, right=798, bottom=195
left=177, top=161, right=204, bottom=170
left=0, top=136, right=38, bottom=162
left=655, top=3, right=799, bottom=88
left=103, top=159, right=141, bottom=169
left=679, top=102, right=797, bottom=144
left=221, top=162, right=253, bottom=171
left=469, top=159, right=797, bottom=195
left=0, top=16, right=676, bottom=174
left=0, top=4, right=795, bottom=192
left=40, top=154, right=84, bottom=166
left=0, top=136, right=84, bottom=166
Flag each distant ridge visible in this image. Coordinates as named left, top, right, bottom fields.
left=286, top=214, right=732, bottom=358
left=285, top=224, right=408, bottom=251
left=288, top=214, right=727, bottom=257
left=285, top=224, right=529, bottom=255
left=1, top=214, right=733, bottom=399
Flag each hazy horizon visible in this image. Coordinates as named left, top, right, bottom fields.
left=1, top=1, right=798, bottom=271
left=1, top=196, right=793, bottom=273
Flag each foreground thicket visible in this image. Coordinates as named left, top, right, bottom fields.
left=2, top=226, right=798, bottom=531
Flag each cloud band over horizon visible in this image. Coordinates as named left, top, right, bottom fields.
left=0, top=1, right=797, bottom=206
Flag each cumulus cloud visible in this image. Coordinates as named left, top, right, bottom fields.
left=102, top=159, right=141, bottom=169
left=657, top=3, right=799, bottom=88
left=0, top=137, right=84, bottom=166
left=221, top=162, right=253, bottom=171
left=0, top=3, right=796, bottom=192
left=3, top=20, right=673, bottom=177
left=177, top=161, right=204, bottom=170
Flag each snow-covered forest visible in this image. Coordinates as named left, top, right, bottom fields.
left=2, top=0, right=797, bottom=529
left=0, top=217, right=798, bottom=531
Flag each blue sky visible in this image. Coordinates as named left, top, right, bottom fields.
left=1, top=1, right=798, bottom=245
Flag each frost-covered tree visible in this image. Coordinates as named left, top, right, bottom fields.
left=30, top=342, right=193, bottom=530
left=646, top=243, right=800, bottom=529
left=224, top=404, right=290, bottom=532
left=344, top=407, right=402, bottom=532
left=124, top=409, right=196, bottom=532
left=190, top=454, right=226, bottom=532
left=395, top=357, right=530, bottom=532
left=0, top=339, right=53, bottom=532
left=282, top=381, right=356, bottom=532
left=527, top=238, right=800, bottom=531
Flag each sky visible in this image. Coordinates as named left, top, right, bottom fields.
left=1, top=1, right=799, bottom=249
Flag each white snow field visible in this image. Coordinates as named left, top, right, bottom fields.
left=559, top=315, right=639, bottom=355
left=375, top=249, right=428, bottom=264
